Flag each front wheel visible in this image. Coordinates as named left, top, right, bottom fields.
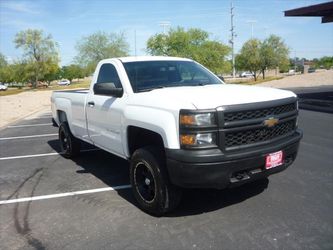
left=130, top=146, right=182, bottom=216
left=59, top=122, right=80, bottom=158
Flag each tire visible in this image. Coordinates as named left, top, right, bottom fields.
left=130, top=146, right=182, bottom=216
left=52, top=118, right=58, bottom=127
left=58, top=122, right=80, bottom=158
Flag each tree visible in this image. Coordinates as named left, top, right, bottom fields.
left=43, top=62, right=61, bottom=84
left=236, top=39, right=262, bottom=81
left=61, top=64, right=85, bottom=83
left=0, top=59, right=31, bottom=85
left=0, top=53, right=7, bottom=68
left=0, top=53, right=9, bottom=82
left=259, top=35, right=289, bottom=78
left=236, top=35, right=289, bottom=80
left=75, top=31, right=129, bottom=74
left=14, top=29, right=59, bottom=87
left=146, top=27, right=231, bottom=74
left=314, top=56, right=333, bottom=69
left=0, top=55, right=25, bottom=84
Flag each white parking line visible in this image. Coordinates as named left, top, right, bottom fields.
left=24, top=116, right=52, bottom=120
left=7, top=123, right=52, bottom=128
left=0, top=133, right=57, bottom=141
left=0, top=185, right=132, bottom=205
left=0, top=149, right=99, bottom=160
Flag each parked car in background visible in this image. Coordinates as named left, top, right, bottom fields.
left=288, top=69, right=296, bottom=75
left=58, top=79, right=71, bottom=85
left=0, top=83, right=8, bottom=91
left=239, top=71, right=254, bottom=77
left=218, top=75, right=225, bottom=82
left=27, top=82, right=48, bottom=88
left=308, top=68, right=316, bottom=73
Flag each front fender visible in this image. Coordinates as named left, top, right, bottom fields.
left=122, top=106, right=179, bottom=157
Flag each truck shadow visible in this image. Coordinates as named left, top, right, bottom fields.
left=48, top=139, right=269, bottom=217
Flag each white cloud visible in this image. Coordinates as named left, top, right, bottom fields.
left=0, top=18, right=44, bottom=30
left=1, top=1, right=40, bottom=14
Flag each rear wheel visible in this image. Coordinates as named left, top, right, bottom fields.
left=59, top=122, right=80, bottom=158
left=130, top=146, right=182, bottom=216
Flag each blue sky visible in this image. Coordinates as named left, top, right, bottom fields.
left=1, top=0, right=332, bottom=66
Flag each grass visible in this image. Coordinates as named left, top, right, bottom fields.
left=0, top=79, right=91, bottom=97
left=226, top=76, right=284, bottom=85
left=0, top=88, right=26, bottom=96
left=50, top=79, right=90, bottom=90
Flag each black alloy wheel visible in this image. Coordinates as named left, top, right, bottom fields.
left=59, top=122, right=80, bottom=158
left=130, top=146, right=182, bottom=216
left=134, top=160, right=156, bottom=203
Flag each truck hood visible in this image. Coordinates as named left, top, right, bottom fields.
left=132, top=84, right=296, bottom=110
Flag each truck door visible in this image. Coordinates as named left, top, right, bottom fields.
left=86, top=63, right=125, bottom=156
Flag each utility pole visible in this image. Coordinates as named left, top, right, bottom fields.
left=230, top=1, right=236, bottom=78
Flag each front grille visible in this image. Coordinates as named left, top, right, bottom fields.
left=220, top=98, right=298, bottom=150
left=224, top=102, right=296, bottom=122
left=225, top=119, right=296, bottom=148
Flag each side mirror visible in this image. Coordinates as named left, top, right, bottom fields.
left=93, top=82, right=123, bottom=97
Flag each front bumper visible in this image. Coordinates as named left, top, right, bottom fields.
left=166, top=130, right=303, bottom=189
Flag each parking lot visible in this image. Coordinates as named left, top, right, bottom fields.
left=0, top=108, right=333, bottom=250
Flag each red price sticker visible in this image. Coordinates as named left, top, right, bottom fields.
left=265, top=151, right=283, bottom=169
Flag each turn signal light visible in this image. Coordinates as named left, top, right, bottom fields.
left=180, top=134, right=196, bottom=145
left=180, top=133, right=216, bottom=147
left=180, top=115, right=195, bottom=126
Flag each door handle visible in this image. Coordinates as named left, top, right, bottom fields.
left=87, top=101, right=95, bottom=107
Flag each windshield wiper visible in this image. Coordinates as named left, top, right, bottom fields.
left=136, top=86, right=165, bottom=93
left=195, top=82, right=211, bottom=86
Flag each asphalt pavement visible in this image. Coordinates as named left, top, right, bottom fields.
left=0, top=108, right=332, bottom=250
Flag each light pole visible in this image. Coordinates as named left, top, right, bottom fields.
left=246, top=20, right=257, bottom=39
left=159, top=21, right=171, bottom=35
left=134, top=29, right=137, bottom=57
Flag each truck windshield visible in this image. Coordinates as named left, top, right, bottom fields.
left=122, top=60, right=222, bottom=93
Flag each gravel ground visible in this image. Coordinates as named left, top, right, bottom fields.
left=0, top=70, right=332, bottom=129
left=258, top=70, right=333, bottom=88
left=0, top=90, right=52, bottom=129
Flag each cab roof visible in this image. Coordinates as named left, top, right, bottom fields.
left=117, top=56, right=193, bottom=63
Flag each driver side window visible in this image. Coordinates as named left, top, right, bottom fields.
left=96, top=64, right=122, bottom=88
left=179, top=64, right=210, bottom=82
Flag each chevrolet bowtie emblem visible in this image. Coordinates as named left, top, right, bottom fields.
left=263, top=117, right=279, bottom=127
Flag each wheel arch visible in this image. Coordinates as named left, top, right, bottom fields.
left=127, top=126, right=165, bottom=157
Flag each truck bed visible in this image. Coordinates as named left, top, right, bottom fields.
left=53, top=89, right=89, bottom=94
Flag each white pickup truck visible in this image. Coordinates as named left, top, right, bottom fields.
left=51, top=56, right=302, bottom=215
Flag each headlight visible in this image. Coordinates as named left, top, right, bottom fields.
left=180, top=133, right=217, bottom=147
left=179, top=110, right=218, bottom=148
left=180, top=112, right=216, bottom=127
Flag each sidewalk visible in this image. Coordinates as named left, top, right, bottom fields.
left=258, top=70, right=333, bottom=88
left=0, top=90, right=53, bottom=129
